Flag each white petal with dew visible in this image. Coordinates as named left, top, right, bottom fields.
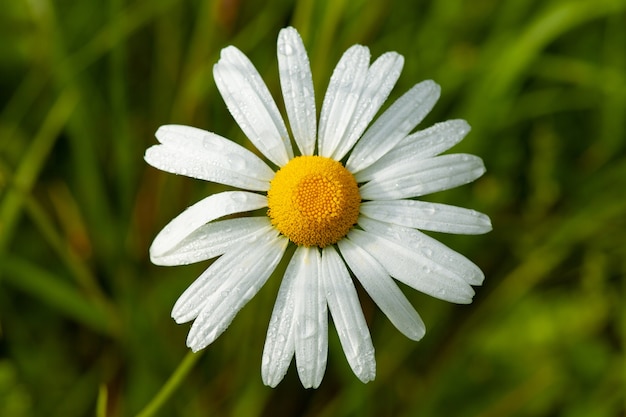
left=185, top=233, right=289, bottom=351
left=214, top=46, right=293, bottom=166
left=360, top=200, right=492, bottom=235
left=145, top=125, right=274, bottom=190
left=348, top=228, right=475, bottom=304
left=318, top=45, right=370, bottom=158
left=347, top=80, right=441, bottom=173
left=277, top=27, right=316, bottom=156
left=293, top=247, right=327, bottom=389
left=262, top=247, right=300, bottom=387
left=355, top=119, right=471, bottom=182
left=152, top=217, right=271, bottom=266
left=359, top=154, right=486, bottom=200
left=331, top=52, right=404, bottom=161
left=321, top=246, right=376, bottom=383
left=171, top=225, right=280, bottom=323
left=338, top=238, right=425, bottom=341
left=358, top=216, right=484, bottom=286
left=149, top=191, right=267, bottom=262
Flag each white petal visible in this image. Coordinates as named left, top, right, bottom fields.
left=360, top=200, right=492, bottom=235
left=358, top=216, right=484, bottom=286
left=318, top=45, right=370, bottom=158
left=171, top=226, right=282, bottom=323
left=149, top=191, right=267, bottom=262
left=214, top=46, right=294, bottom=166
left=337, top=238, right=425, bottom=341
left=347, top=80, right=441, bottom=173
left=262, top=248, right=300, bottom=387
left=152, top=217, right=271, bottom=266
left=321, top=246, right=376, bottom=383
left=348, top=228, right=475, bottom=304
left=355, top=119, right=471, bottom=182
left=330, top=52, right=405, bottom=161
left=185, top=233, right=289, bottom=351
left=278, top=27, right=316, bottom=156
left=145, top=125, right=274, bottom=191
left=293, top=247, right=327, bottom=389
left=359, top=154, right=486, bottom=200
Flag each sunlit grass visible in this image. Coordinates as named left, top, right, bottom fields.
left=0, top=0, right=624, bottom=416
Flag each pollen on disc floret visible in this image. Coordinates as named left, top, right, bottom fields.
left=267, top=156, right=361, bottom=247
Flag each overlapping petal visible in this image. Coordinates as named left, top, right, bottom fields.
left=293, top=247, right=327, bottom=388
left=183, top=232, right=288, bottom=351
left=262, top=247, right=300, bottom=387
left=347, top=81, right=441, bottom=173
left=262, top=246, right=329, bottom=388
left=330, top=52, right=405, bottom=161
left=318, top=45, right=371, bottom=158
left=322, top=246, right=376, bottom=383
left=152, top=217, right=271, bottom=266
left=338, top=238, right=426, bottom=341
left=277, top=27, right=317, bottom=156
left=145, top=125, right=274, bottom=191
left=214, top=46, right=294, bottom=166
left=354, top=119, right=471, bottom=182
left=360, top=200, right=492, bottom=235
left=359, top=153, right=486, bottom=200
left=347, top=228, right=475, bottom=303
left=358, top=216, right=485, bottom=286
left=149, top=191, right=268, bottom=263
left=171, top=226, right=284, bottom=324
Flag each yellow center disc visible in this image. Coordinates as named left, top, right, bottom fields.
left=267, top=156, right=361, bottom=247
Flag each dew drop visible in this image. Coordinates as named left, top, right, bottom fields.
left=299, top=315, right=318, bottom=339
left=423, top=204, right=437, bottom=215
left=230, top=192, right=249, bottom=203
left=278, top=42, right=294, bottom=56
left=203, top=134, right=225, bottom=151
left=227, top=153, right=247, bottom=170
left=421, top=247, right=434, bottom=258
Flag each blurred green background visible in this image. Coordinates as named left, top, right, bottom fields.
left=1, top=0, right=624, bottom=416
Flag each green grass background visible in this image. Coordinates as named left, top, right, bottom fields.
left=0, top=0, right=624, bottom=416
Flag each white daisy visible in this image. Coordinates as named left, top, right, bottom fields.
left=145, top=27, right=491, bottom=389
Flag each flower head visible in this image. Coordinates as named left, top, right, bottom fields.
left=145, top=27, right=491, bottom=388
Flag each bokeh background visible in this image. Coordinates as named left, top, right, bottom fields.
left=1, top=0, right=624, bottom=416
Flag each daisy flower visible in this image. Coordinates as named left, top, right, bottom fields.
left=145, top=27, right=491, bottom=388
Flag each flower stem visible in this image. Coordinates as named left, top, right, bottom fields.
left=135, top=350, right=202, bottom=417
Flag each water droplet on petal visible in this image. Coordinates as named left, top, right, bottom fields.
left=278, top=42, right=294, bottom=56
left=299, top=315, right=318, bottom=339
left=230, top=192, right=249, bottom=203
left=203, top=134, right=225, bottom=151
left=227, top=153, right=247, bottom=171
left=424, top=204, right=437, bottom=215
